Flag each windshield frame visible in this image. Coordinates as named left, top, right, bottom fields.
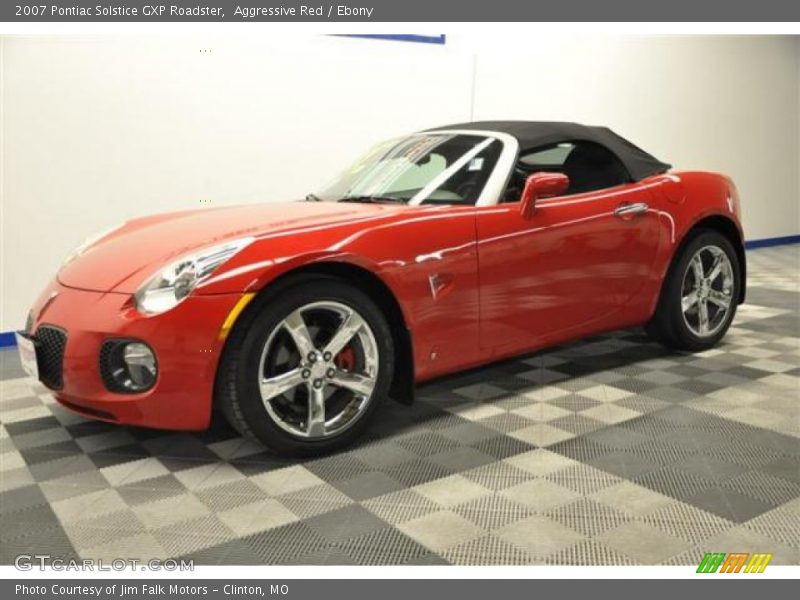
left=409, top=129, right=518, bottom=207
left=317, top=129, right=519, bottom=208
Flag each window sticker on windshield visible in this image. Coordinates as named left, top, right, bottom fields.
left=468, top=157, right=484, bottom=171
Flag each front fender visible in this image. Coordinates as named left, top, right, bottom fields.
left=199, top=247, right=417, bottom=330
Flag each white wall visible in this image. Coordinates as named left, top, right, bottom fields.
left=2, top=34, right=799, bottom=331
left=0, top=35, right=473, bottom=330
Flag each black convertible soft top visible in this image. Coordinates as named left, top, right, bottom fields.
left=426, top=121, right=671, bottom=182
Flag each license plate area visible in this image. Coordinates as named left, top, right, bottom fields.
left=15, top=331, right=39, bottom=381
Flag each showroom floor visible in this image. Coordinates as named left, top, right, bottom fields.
left=1, top=246, right=798, bottom=566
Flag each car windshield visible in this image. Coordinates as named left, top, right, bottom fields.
left=315, top=133, right=501, bottom=205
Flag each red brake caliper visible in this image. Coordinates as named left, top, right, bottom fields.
left=334, top=346, right=356, bottom=372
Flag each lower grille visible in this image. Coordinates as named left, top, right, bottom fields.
left=35, top=325, right=67, bottom=390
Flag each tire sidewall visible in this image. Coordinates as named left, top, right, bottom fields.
left=231, top=278, right=394, bottom=456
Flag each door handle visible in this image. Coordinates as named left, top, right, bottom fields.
left=614, top=202, right=649, bottom=218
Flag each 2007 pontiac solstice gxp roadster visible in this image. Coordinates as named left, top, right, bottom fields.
left=18, top=121, right=745, bottom=456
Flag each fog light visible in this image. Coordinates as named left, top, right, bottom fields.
left=100, top=340, right=157, bottom=393
left=123, top=343, right=157, bottom=389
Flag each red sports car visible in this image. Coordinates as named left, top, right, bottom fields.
left=17, top=121, right=745, bottom=455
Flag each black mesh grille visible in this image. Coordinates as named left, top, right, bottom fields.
left=99, top=341, right=124, bottom=393
left=35, top=326, right=67, bottom=390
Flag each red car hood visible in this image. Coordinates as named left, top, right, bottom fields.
left=58, top=201, right=403, bottom=293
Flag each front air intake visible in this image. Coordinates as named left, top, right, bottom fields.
left=35, top=325, right=67, bottom=390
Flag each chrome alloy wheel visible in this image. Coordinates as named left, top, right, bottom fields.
left=681, top=245, right=735, bottom=338
left=257, top=301, right=379, bottom=439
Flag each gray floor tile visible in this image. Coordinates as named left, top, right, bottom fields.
left=685, top=486, right=774, bottom=523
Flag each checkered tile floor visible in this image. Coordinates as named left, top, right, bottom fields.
left=1, top=246, right=798, bottom=566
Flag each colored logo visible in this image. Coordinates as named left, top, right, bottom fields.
left=697, top=552, right=773, bottom=573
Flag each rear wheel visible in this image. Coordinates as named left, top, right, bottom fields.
left=217, top=277, right=394, bottom=456
left=648, top=230, right=740, bottom=351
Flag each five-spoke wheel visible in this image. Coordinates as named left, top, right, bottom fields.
left=648, top=229, right=741, bottom=351
left=680, top=245, right=735, bottom=338
left=259, top=301, right=379, bottom=439
left=216, top=276, right=394, bottom=456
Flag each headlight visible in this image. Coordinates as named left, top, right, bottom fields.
left=134, top=237, right=253, bottom=315
left=62, top=223, right=125, bottom=267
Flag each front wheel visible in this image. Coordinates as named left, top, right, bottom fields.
left=647, top=229, right=741, bottom=352
left=216, top=277, right=394, bottom=457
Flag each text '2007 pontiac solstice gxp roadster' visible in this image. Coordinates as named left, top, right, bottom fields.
left=18, top=121, right=745, bottom=455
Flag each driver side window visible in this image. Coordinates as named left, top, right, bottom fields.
left=503, top=141, right=631, bottom=201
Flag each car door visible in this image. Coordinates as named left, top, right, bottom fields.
left=476, top=181, right=661, bottom=351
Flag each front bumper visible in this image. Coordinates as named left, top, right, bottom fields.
left=27, top=279, right=246, bottom=430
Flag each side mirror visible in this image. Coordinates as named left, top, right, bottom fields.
left=520, top=172, right=570, bottom=219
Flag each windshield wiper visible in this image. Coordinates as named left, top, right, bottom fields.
left=305, top=193, right=323, bottom=202
left=339, top=195, right=406, bottom=204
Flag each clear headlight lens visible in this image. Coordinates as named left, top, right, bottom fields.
left=62, top=223, right=125, bottom=267
left=134, top=238, right=253, bottom=315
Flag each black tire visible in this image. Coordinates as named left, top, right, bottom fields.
left=647, top=229, right=741, bottom=352
left=216, top=275, right=394, bottom=457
